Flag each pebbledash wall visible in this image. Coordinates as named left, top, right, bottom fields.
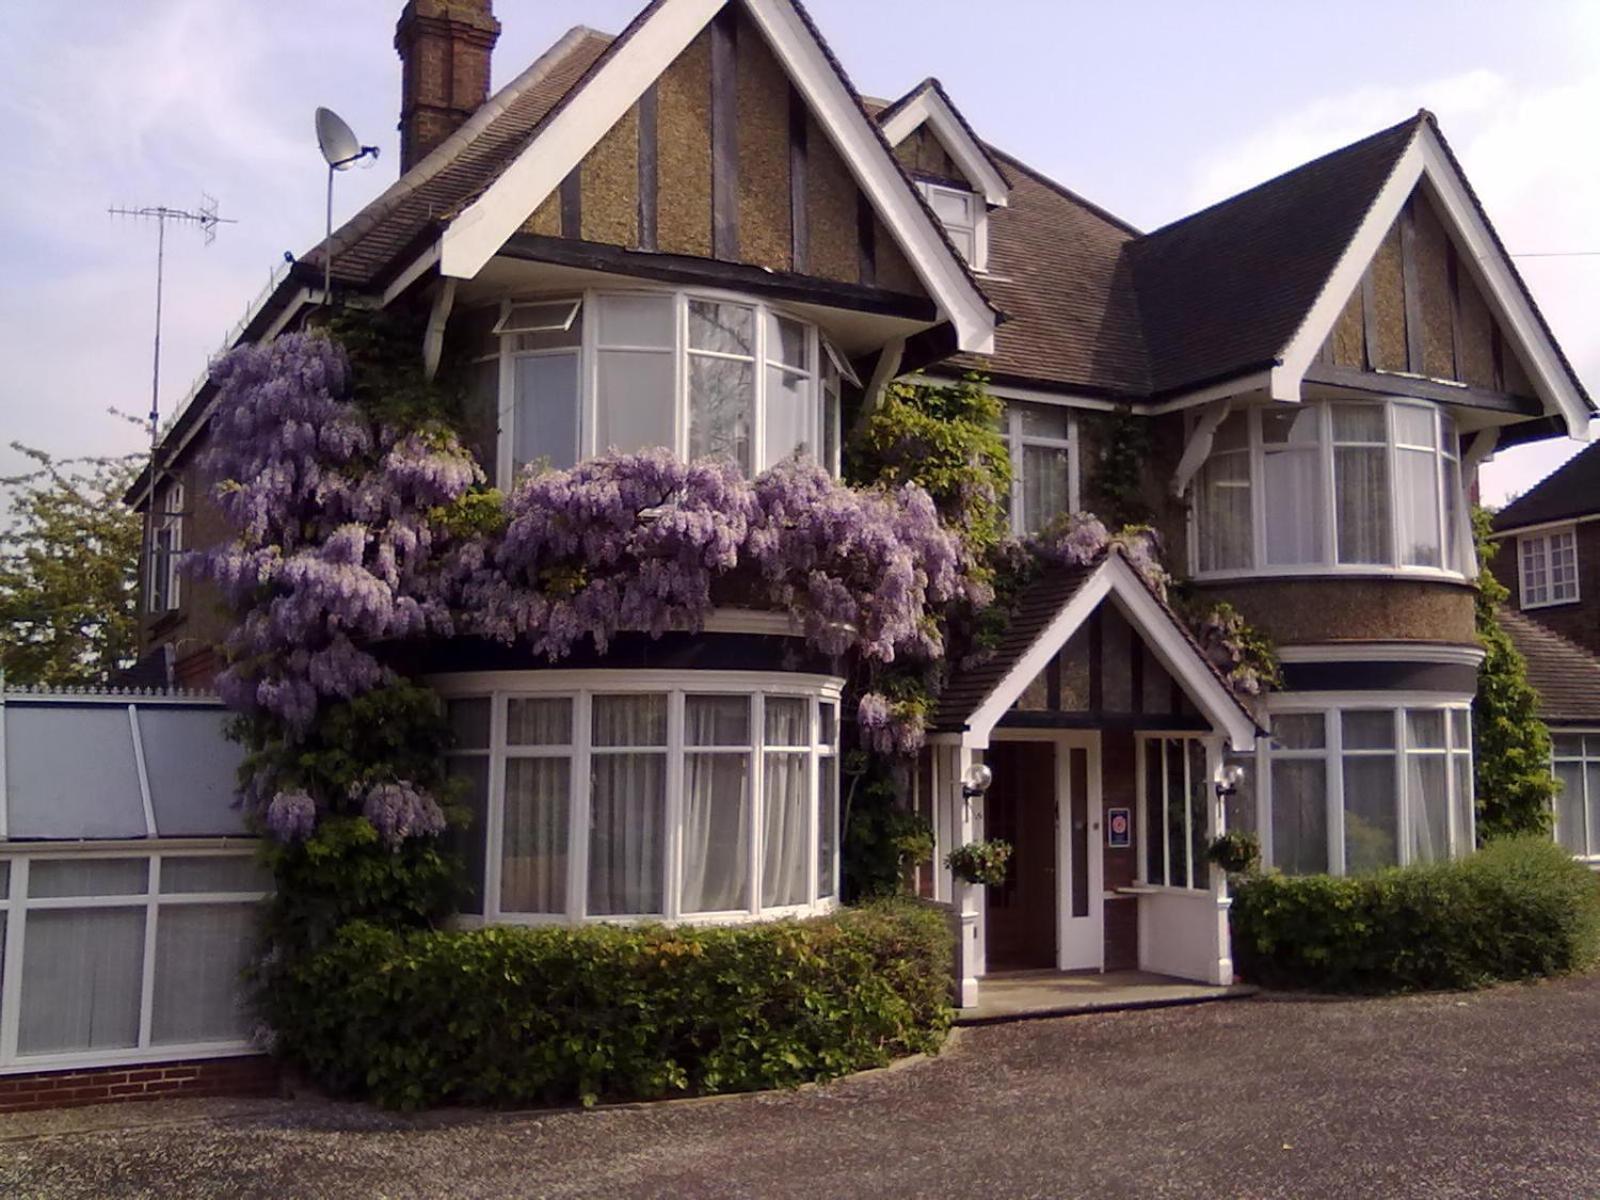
left=0, top=689, right=276, bottom=1112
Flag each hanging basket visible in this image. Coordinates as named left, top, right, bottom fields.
left=944, top=839, right=1013, bottom=887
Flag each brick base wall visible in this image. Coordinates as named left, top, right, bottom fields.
left=0, top=1056, right=278, bottom=1114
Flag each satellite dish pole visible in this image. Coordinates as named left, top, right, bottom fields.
left=315, top=107, right=379, bottom=305
left=107, top=195, right=235, bottom=609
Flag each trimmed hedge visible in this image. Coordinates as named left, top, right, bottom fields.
left=1230, top=836, right=1600, bottom=993
left=268, top=899, right=953, bottom=1109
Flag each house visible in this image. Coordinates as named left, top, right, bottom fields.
left=6, top=0, right=1577, bottom=1100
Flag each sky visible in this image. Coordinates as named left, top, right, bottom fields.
left=1, top=0, right=1596, bottom=511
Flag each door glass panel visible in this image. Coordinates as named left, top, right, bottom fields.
left=1069, top=748, right=1089, bottom=919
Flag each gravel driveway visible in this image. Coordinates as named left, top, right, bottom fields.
left=5, top=974, right=1600, bottom=1199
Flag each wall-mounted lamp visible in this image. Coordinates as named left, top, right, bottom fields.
left=962, top=762, right=994, bottom=800
left=1214, top=762, right=1245, bottom=801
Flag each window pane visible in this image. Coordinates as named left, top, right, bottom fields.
left=446, top=755, right=490, bottom=916
left=1522, top=537, right=1549, bottom=605
left=593, top=695, right=667, bottom=747
left=1262, top=446, right=1322, bottom=565
left=1396, top=448, right=1442, bottom=567
left=1552, top=533, right=1579, bottom=601
left=1344, top=755, right=1399, bottom=873
left=18, top=908, right=144, bottom=1054
left=1023, top=443, right=1072, bottom=534
left=767, top=313, right=809, bottom=370
left=1450, top=709, right=1471, bottom=748
left=1196, top=452, right=1252, bottom=571
left=1272, top=713, right=1326, bottom=750
left=1589, top=763, right=1600, bottom=858
left=449, top=698, right=491, bottom=751
left=596, top=350, right=675, bottom=455
left=762, top=752, right=809, bottom=906
left=1552, top=732, right=1585, bottom=757
left=1393, top=406, right=1436, bottom=448
left=689, top=300, right=754, bottom=356
left=1406, top=710, right=1446, bottom=750
left=1443, top=457, right=1465, bottom=573
left=598, top=294, right=673, bottom=346
left=1188, top=740, right=1209, bottom=891
left=929, top=188, right=974, bottom=223
left=820, top=702, right=838, bottom=747
left=151, top=903, right=257, bottom=1045
left=1407, top=754, right=1449, bottom=864
left=686, top=695, right=751, bottom=747
left=1334, top=446, right=1390, bottom=564
left=763, top=365, right=815, bottom=468
left=1453, top=754, right=1475, bottom=854
left=822, top=367, right=841, bottom=472
left=765, top=697, right=809, bottom=747
left=1165, top=739, right=1189, bottom=889
left=1271, top=759, right=1328, bottom=875
left=819, top=755, right=838, bottom=899
left=1332, top=404, right=1385, bottom=443
left=1555, top=761, right=1587, bottom=854
left=1223, top=752, right=1256, bottom=836
left=589, top=754, right=666, bottom=915
left=507, top=697, right=573, bottom=746
left=1343, top=710, right=1396, bottom=750
left=1018, top=403, right=1071, bottom=441
left=502, top=758, right=570, bottom=914
left=29, top=858, right=148, bottom=899
left=1144, top=739, right=1167, bottom=885
left=682, top=754, right=750, bottom=913
left=513, top=353, right=580, bottom=474
left=159, top=856, right=270, bottom=895
left=946, top=226, right=977, bottom=263
left=502, top=300, right=581, bottom=337
left=688, top=356, right=753, bottom=470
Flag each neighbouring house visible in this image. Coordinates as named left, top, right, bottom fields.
left=5, top=0, right=1590, bottom=1105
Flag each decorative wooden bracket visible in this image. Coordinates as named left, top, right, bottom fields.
left=1171, top=398, right=1232, bottom=499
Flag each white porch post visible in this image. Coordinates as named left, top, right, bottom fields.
left=946, top=739, right=986, bottom=1008
left=1205, top=737, right=1235, bottom=987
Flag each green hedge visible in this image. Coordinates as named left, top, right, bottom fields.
left=268, top=899, right=953, bottom=1109
left=1230, top=836, right=1600, bottom=993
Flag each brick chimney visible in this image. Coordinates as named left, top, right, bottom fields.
left=395, top=0, right=501, bottom=173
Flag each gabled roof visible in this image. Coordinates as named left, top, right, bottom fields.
left=876, top=77, right=1011, bottom=207
left=1498, top=607, right=1600, bottom=725
left=932, top=549, right=1259, bottom=750
left=1492, top=440, right=1600, bottom=532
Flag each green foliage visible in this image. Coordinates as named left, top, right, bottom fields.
left=0, top=444, right=142, bottom=686
left=1206, top=830, right=1261, bottom=877
left=842, top=764, right=935, bottom=901
left=944, top=840, right=1013, bottom=886
left=267, top=899, right=953, bottom=1110
left=1230, top=836, right=1600, bottom=993
left=1471, top=507, right=1557, bottom=840
left=1082, top=406, right=1151, bottom=529
left=844, top=374, right=1012, bottom=574
left=319, top=305, right=467, bottom=433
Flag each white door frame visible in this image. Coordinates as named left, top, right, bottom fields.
left=990, top=728, right=1103, bottom=972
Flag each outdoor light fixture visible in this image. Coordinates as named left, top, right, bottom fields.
left=961, top=762, right=994, bottom=799
left=1214, top=762, right=1245, bottom=800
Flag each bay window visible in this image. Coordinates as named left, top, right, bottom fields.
left=1192, top=400, right=1471, bottom=577
left=1518, top=528, right=1579, bottom=608
left=1257, top=703, right=1474, bottom=876
left=1551, top=733, right=1600, bottom=859
left=442, top=675, right=842, bottom=924
left=469, top=289, right=844, bottom=487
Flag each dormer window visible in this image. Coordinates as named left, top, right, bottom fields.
left=916, top=181, right=986, bottom=271
left=468, top=289, right=845, bottom=487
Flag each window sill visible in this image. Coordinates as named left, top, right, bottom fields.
left=1520, top=597, right=1581, bottom=612
left=1192, top=567, right=1476, bottom=588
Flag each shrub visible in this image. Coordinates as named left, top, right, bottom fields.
left=1230, top=836, right=1600, bottom=993
left=267, top=899, right=953, bottom=1110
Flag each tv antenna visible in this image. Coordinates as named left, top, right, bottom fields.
left=315, top=107, right=379, bottom=304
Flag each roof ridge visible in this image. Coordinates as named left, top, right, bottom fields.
left=1494, top=439, right=1600, bottom=528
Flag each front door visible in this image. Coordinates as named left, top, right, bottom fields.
left=1057, top=736, right=1103, bottom=971
left=984, top=741, right=1058, bottom=969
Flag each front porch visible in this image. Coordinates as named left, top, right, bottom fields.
left=957, top=969, right=1256, bottom=1025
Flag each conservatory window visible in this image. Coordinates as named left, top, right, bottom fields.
left=443, top=679, right=842, bottom=924
left=1001, top=402, right=1075, bottom=535
left=1191, top=400, right=1470, bottom=578
left=1551, top=732, right=1600, bottom=859
left=476, top=289, right=843, bottom=488
left=1259, top=705, right=1473, bottom=876
left=147, top=483, right=184, bottom=615
left=1519, top=528, right=1579, bottom=608
left=1140, top=737, right=1211, bottom=891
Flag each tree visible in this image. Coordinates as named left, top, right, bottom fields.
left=0, top=444, right=142, bottom=687
left=1471, top=506, right=1557, bottom=840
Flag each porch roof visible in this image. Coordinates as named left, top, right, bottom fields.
left=932, top=549, right=1260, bottom=751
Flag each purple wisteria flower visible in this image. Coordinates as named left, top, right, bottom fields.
left=358, top=781, right=447, bottom=848
left=265, top=790, right=317, bottom=842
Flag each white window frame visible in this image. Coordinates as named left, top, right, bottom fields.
left=147, top=482, right=184, bottom=615
left=1550, top=730, right=1600, bottom=861
left=435, top=670, right=843, bottom=927
left=0, top=844, right=267, bottom=1074
left=1518, top=526, right=1580, bottom=609
left=1248, top=697, right=1475, bottom=876
left=1134, top=734, right=1216, bottom=894
left=473, top=287, right=845, bottom=489
left=915, top=180, right=987, bottom=273
left=999, top=402, right=1079, bottom=536
left=1189, top=399, right=1474, bottom=581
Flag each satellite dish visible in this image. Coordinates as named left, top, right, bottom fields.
left=315, top=107, right=362, bottom=169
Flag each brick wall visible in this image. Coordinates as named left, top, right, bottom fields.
left=0, top=1056, right=277, bottom=1115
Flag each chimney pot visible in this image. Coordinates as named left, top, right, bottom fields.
left=395, top=0, right=501, bottom=173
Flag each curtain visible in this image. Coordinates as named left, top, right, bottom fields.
left=764, top=366, right=814, bottom=467
left=1195, top=453, right=1252, bottom=571
left=589, top=696, right=667, bottom=916
left=1395, top=448, right=1442, bottom=567
left=151, top=903, right=257, bottom=1045
left=818, top=755, right=838, bottom=899
left=1342, top=756, right=1398, bottom=874
left=502, top=758, right=570, bottom=914
left=513, top=352, right=580, bottom=474
left=1023, top=444, right=1071, bottom=533
left=1406, top=754, right=1449, bottom=864
left=1262, top=447, right=1322, bottom=564
left=1334, top=447, right=1389, bottom=563
left=682, top=695, right=752, bottom=914
left=1271, top=760, right=1328, bottom=876
left=18, top=907, right=145, bottom=1054
left=763, top=753, right=808, bottom=907
left=1555, top=761, right=1587, bottom=854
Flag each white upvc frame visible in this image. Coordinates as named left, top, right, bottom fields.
left=434, top=669, right=843, bottom=927
left=146, top=482, right=184, bottom=615
left=0, top=844, right=267, bottom=1075
left=1189, top=398, right=1474, bottom=582
left=878, top=82, right=1010, bottom=209
left=1253, top=695, right=1475, bottom=877
left=1517, top=525, right=1580, bottom=610
left=1134, top=734, right=1215, bottom=894
left=1550, top=730, right=1600, bottom=861
left=915, top=180, right=988, bottom=274
left=999, top=401, right=1079, bottom=535
left=478, top=286, right=841, bottom=489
